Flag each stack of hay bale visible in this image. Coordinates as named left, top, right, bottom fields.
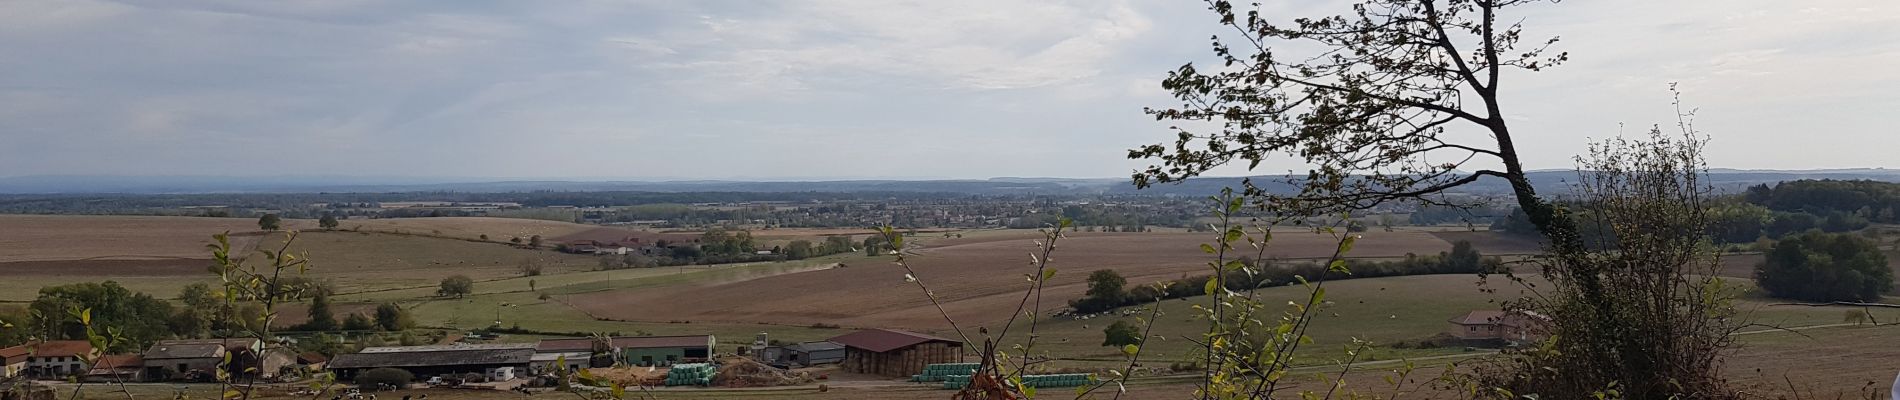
left=663, top=363, right=717, bottom=387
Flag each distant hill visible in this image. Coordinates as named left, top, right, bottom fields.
left=3, top=169, right=1898, bottom=195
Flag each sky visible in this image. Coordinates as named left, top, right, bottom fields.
left=0, top=0, right=1895, bottom=181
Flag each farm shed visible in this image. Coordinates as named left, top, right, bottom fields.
left=613, top=335, right=716, bottom=367
left=141, top=338, right=259, bottom=381
left=1448, top=310, right=1549, bottom=343
left=327, top=347, right=533, bottom=381
left=82, top=354, right=143, bottom=383
left=762, top=341, right=845, bottom=367
left=530, top=338, right=601, bottom=370
left=0, top=345, right=27, bottom=378
left=829, top=329, right=964, bottom=377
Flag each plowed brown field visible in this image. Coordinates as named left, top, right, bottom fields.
left=569, top=230, right=1469, bottom=330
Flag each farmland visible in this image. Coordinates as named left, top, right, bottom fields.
left=1, top=214, right=1895, bottom=398
left=566, top=230, right=1535, bottom=329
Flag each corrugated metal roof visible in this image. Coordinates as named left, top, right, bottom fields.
left=785, top=341, right=845, bottom=353
left=1448, top=310, right=1507, bottom=325
left=359, top=341, right=535, bottom=352
left=535, top=338, right=598, bottom=352
left=828, top=329, right=959, bottom=353
left=144, top=343, right=223, bottom=360
left=328, top=348, right=533, bottom=369
left=610, top=335, right=713, bottom=349
left=88, top=354, right=142, bottom=373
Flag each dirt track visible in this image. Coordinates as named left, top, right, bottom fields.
left=568, top=230, right=1475, bottom=330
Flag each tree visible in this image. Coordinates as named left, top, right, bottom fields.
left=1068, top=269, right=1129, bottom=314
left=518, top=258, right=544, bottom=276
left=1445, top=240, right=1481, bottom=272
left=342, top=313, right=374, bottom=331
left=1133, top=0, right=1580, bottom=249
left=29, top=281, right=175, bottom=352
left=785, top=240, right=815, bottom=260
left=373, top=303, right=413, bottom=331
left=300, top=291, right=337, bottom=331
left=1755, top=231, right=1893, bottom=302
left=1101, top=320, right=1142, bottom=347
left=437, top=275, right=474, bottom=298
left=257, top=214, right=282, bottom=231
left=318, top=213, right=339, bottom=230
left=528, top=235, right=543, bottom=248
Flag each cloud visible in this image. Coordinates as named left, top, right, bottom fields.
left=0, top=0, right=1894, bottom=179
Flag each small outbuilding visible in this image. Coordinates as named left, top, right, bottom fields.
left=762, top=341, right=846, bottom=368
left=829, top=329, right=963, bottom=377
left=614, top=335, right=715, bottom=367
left=83, top=354, right=143, bottom=383
left=1448, top=310, right=1549, bottom=343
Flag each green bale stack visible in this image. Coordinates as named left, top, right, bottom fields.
left=1020, top=373, right=1094, bottom=388
left=915, top=363, right=980, bottom=383
left=663, top=363, right=718, bottom=387
left=941, top=374, right=972, bottom=390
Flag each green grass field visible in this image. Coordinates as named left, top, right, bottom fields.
left=978, top=274, right=1900, bottom=370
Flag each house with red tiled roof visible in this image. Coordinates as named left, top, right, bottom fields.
left=0, top=345, right=29, bottom=378
left=20, top=340, right=95, bottom=378
left=828, top=329, right=963, bottom=377
left=1448, top=310, right=1549, bottom=343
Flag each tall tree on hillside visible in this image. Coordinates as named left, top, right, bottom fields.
left=1132, top=0, right=1583, bottom=253
left=437, top=275, right=474, bottom=298
left=318, top=213, right=339, bottom=230
left=301, top=291, right=337, bottom=331
left=373, top=303, right=414, bottom=331
left=257, top=214, right=282, bottom=231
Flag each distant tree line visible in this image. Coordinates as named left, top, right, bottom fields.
left=1068, top=241, right=1499, bottom=314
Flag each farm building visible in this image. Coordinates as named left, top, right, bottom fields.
left=21, top=340, right=94, bottom=378
left=829, top=329, right=964, bottom=377
left=0, top=345, right=27, bottom=378
left=613, top=335, right=716, bottom=367
left=327, top=345, right=533, bottom=381
left=1448, top=310, right=1550, bottom=343
left=532, top=338, right=605, bottom=370
left=82, top=354, right=143, bottom=383
left=141, top=338, right=260, bottom=381
left=760, top=341, right=846, bottom=368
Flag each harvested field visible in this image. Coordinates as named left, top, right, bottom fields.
left=256, top=230, right=602, bottom=293
left=569, top=230, right=1468, bottom=329
left=337, top=217, right=599, bottom=241
left=0, top=215, right=285, bottom=261
left=1428, top=230, right=1543, bottom=255
left=0, top=258, right=210, bottom=276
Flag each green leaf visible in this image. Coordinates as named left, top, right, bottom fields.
left=1200, top=243, right=1217, bottom=254
left=1336, top=234, right=1357, bottom=255
left=1204, top=279, right=1220, bottom=296
left=1042, top=269, right=1057, bottom=281
left=1024, top=385, right=1038, bottom=398
left=1122, top=344, right=1140, bottom=356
